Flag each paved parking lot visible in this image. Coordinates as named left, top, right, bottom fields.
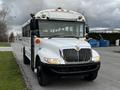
left=12, top=42, right=120, bottom=90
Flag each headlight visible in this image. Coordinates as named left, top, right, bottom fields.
left=93, top=56, right=100, bottom=62
left=44, top=58, right=60, bottom=64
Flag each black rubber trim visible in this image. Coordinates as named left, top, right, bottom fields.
left=40, top=62, right=100, bottom=75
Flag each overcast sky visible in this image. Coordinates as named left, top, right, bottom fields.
left=1, top=0, right=120, bottom=28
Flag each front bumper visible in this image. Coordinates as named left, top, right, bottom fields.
left=41, top=62, right=100, bottom=77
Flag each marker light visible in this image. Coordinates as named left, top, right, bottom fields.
left=78, top=16, right=82, bottom=20
left=35, top=37, right=41, bottom=44
left=41, top=14, right=46, bottom=18
left=56, top=7, right=64, bottom=12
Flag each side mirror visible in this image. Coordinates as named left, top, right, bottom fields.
left=30, top=14, right=39, bottom=31
left=86, top=26, right=89, bottom=34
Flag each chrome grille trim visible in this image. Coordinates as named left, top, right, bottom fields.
left=63, top=48, right=92, bottom=62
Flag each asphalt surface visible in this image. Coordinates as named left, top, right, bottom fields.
left=12, top=41, right=120, bottom=90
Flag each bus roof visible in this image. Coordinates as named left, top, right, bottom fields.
left=35, top=8, right=85, bottom=22
left=22, top=8, right=86, bottom=27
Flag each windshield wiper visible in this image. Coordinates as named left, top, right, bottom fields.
left=48, top=35, right=79, bottom=39
left=48, top=35, right=62, bottom=39
left=63, top=35, right=79, bottom=39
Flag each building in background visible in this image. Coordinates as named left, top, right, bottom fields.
left=89, top=28, right=120, bottom=45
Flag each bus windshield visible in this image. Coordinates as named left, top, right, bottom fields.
left=38, top=20, right=84, bottom=38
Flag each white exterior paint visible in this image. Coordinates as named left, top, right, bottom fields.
left=35, top=9, right=85, bottom=21
left=22, top=8, right=100, bottom=67
left=35, top=38, right=100, bottom=64
left=23, top=36, right=100, bottom=65
left=22, top=8, right=86, bottom=27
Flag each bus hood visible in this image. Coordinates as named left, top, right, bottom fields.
left=40, top=38, right=91, bottom=49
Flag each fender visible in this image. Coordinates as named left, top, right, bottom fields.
left=35, top=48, right=65, bottom=66
left=91, top=49, right=100, bottom=61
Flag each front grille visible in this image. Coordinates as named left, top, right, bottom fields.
left=79, top=49, right=92, bottom=61
left=51, top=64, right=97, bottom=73
left=63, top=49, right=78, bottom=62
left=63, top=48, right=92, bottom=62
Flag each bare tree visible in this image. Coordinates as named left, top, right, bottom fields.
left=0, top=8, right=8, bottom=42
left=9, top=32, right=15, bottom=42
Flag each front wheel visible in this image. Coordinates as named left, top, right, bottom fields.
left=37, top=65, right=49, bottom=86
left=84, top=72, right=98, bottom=81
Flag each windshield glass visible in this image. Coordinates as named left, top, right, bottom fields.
left=38, top=20, right=84, bottom=38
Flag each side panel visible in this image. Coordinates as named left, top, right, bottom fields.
left=22, top=37, right=31, bottom=60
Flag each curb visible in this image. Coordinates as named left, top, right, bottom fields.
left=12, top=46, right=33, bottom=90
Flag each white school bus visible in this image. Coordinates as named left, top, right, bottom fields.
left=22, top=7, right=100, bottom=86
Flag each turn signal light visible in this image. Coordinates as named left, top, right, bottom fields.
left=35, top=37, right=41, bottom=44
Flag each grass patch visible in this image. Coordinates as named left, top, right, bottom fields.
left=0, top=42, right=10, bottom=47
left=0, top=51, right=27, bottom=90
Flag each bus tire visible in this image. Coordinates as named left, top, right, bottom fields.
left=37, top=65, right=49, bottom=86
left=23, top=47, right=30, bottom=65
left=84, top=72, right=98, bottom=81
